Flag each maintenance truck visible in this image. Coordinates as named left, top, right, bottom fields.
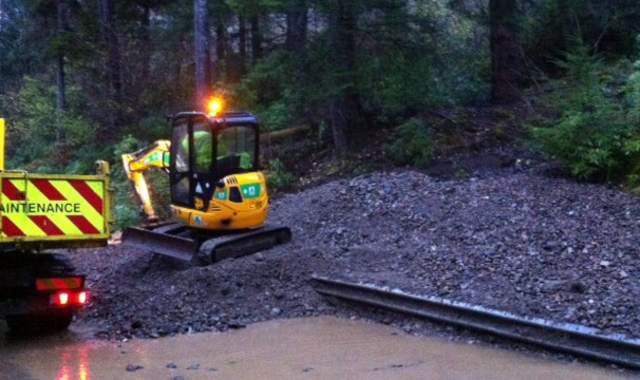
left=0, top=118, right=112, bottom=332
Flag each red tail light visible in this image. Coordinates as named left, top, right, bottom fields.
left=50, top=290, right=89, bottom=307
left=54, top=292, right=70, bottom=306
left=77, top=291, right=88, bottom=305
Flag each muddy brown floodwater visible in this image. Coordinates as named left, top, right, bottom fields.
left=0, top=316, right=631, bottom=380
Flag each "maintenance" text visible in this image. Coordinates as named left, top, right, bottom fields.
left=0, top=203, right=81, bottom=214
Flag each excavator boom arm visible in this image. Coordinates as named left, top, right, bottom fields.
left=121, top=140, right=171, bottom=222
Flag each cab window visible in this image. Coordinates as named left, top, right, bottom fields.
left=216, top=126, right=256, bottom=177
left=193, top=122, right=213, bottom=172
left=172, top=121, right=189, bottom=173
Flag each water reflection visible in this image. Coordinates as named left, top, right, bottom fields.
left=55, top=351, right=71, bottom=380
left=1, top=322, right=98, bottom=380
left=79, top=347, right=90, bottom=380
left=54, top=346, right=91, bottom=380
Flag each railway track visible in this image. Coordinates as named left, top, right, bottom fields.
left=311, top=276, right=640, bottom=369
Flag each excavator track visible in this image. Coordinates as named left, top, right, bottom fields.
left=123, top=223, right=292, bottom=266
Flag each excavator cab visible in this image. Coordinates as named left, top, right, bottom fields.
left=167, top=112, right=270, bottom=231
left=169, top=112, right=259, bottom=211
left=121, top=110, right=291, bottom=266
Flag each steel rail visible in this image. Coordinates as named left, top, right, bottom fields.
left=311, top=276, right=640, bottom=369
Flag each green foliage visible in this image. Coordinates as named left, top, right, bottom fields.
left=625, top=59, right=640, bottom=122
left=357, top=1, right=490, bottom=117
left=266, top=158, right=296, bottom=190
left=111, top=136, right=143, bottom=230
left=531, top=44, right=640, bottom=182
left=234, top=52, right=297, bottom=131
left=385, top=119, right=433, bottom=168
left=130, top=116, right=172, bottom=143
left=0, top=0, right=47, bottom=93
left=521, top=0, right=640, bottom=70
left=259, top=101, right=292, bottom=131
left=2, top=77, right=97, bottom=173
left=112, top=194, right=142, bottom=231
left=368, top=54, right=488, bottom=116
left=231, top=1, right=489, bottom=135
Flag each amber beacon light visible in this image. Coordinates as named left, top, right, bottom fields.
left=207, top=97, right=224, bottom=117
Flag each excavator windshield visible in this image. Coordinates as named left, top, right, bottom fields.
left=169, top=113, right=259, bottom=208
left=216, top=125, right=256, bottom=177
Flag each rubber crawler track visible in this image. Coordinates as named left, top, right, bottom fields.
left=311, top=276, right=640, bottom=369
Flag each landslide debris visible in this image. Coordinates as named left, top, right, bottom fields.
left=71, top=168, right=640, bottom=340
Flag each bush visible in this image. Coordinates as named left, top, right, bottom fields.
left=530, top=44, right=640, bottom=182
left=385, top=118, right=433, bottom=168
left=266, top=159, right=296, bottom=191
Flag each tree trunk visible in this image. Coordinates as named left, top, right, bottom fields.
left=98, top=0, right=123, bottom=141
left=215, top=20, right=226, bottom=81
left=56, top=53, right=66, bottom=112
left=55, top=0, right=67, bottom=157
left=286, top=0, right=308, bottom=122
left=99, top=0, right=122, bottom=106
left=330, top=0, right=361, bottom=156
left=194, top=0, right=211, bottom=107
left=330, top=100, right=349, bottom=155
left=285, top=0, right=307, bottom=53
left=250, top=15, right=262, bottom=64
left=557, top=0, right=570, bottom=53
left=56, top=0, right=66, bottom=114
left=238, top=15, right=247, bottom=74
left=141, top=4, right=151, bottom=85
left=216, top=22, right=226, bottom=61
left=490, top=0, right=522, bottom=103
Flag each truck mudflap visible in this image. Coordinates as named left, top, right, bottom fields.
left=123, top=223, right=292, bottom=265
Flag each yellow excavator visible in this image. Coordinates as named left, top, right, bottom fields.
left=121, top=100, right=291, bottom=265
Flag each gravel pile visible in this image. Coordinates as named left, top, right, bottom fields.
left=71, top=168, right=640, bottom=340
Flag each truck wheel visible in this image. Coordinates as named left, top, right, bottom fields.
left=6, top=313, right=73, bottom=334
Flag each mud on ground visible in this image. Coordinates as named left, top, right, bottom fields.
left=69, top=164, right=640, bottom=343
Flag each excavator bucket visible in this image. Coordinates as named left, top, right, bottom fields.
left=122, top=223, right=292, bottom=266
left=123, top=223, right=199, bottom=263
